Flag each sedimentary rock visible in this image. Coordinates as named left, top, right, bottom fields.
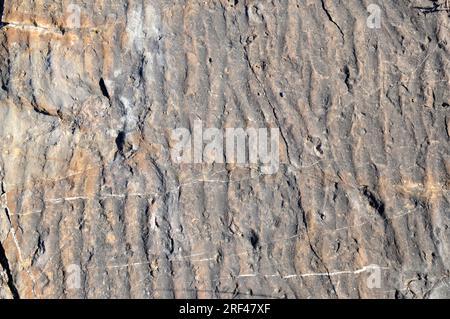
left=0, top=0, right=449, bottom=298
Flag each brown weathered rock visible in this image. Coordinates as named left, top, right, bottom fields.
left=0, top=0, right=449, bottom=298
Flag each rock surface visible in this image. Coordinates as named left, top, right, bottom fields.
left=0, top=0, right=449, bottom=298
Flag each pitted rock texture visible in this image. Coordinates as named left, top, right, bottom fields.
left=0, top=0, right=449, bottom=298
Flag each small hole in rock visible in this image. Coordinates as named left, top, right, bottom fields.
left=99, top=78, right=110, bottom=99
left=248, top=230, right=259, bottom=249
left=115, top=131, right=126, bottom=154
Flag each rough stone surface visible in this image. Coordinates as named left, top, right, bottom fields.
left=0, top=0, right=449, bottom=299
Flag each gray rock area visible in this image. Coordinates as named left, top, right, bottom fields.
left=0, top=0, right=449, bottom=298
